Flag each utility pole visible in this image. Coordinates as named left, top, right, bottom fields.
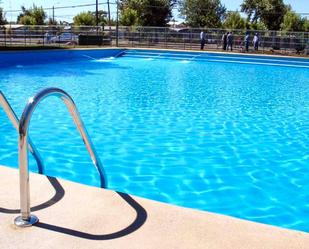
left=107, top=0, right=111, bottom=30
left=52, top=6, right=55, bottom=24
left=96, top=0, right=99, bottom=34
left=51, top=2, right=61, bottom=25
left=96, top=0, right=98, bottom=27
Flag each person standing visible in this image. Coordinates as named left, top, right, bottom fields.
left=44, top=32, right=51, bottom=44
left=253, top=33, right=259, bottom=51
left=200, top=31, right=206, bottom=50
left=244, top=32, right=250, bottom=52
left=222, top=32, right=228, bottom=50
left=227, top=32, right=234, bottom=51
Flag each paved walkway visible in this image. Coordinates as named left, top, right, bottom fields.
left=0, top=166, right=308, bottom=249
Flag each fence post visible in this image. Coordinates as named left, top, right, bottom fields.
left=127, top=28, right=129, bottom=47
left=272, top=31, right=275, bottom=51
left=29, top=28, right=32, bottom=46
left=138, top=27, right=140, bottom=47
left=164, top=28, right=167, bottom=48
left=42, top=27, right=44, bottom=47
left=217, top=30, right=219, bottom=50
left=306, top=32, right=308, bottom=56
left=131, top=28, right=134, bottom=47
left=4, top=28, right=6, bottom=47
left=262, top=30, right=265, bottom=54
left=190, top=28, right=192, bottom=50
left=116, top=23, right=119, bottom=47
left=58, top=29, right=60, bottom=47
left=87, top=30, right=89, bottom=47
left=302, top=32, right=306, bottom=56
left=24, top=28, right=26, bottom=47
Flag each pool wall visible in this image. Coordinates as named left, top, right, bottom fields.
left=1, top=48, right=309, bottom=69
left=0, top=48, right=125, bottom=68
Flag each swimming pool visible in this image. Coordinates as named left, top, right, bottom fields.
left=0, top=49, right=308, bottom=232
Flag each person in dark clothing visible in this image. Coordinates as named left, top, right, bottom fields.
left=244, top=32, right=250, bottom=52
left=200, top=31, right=206, bottom=50
left=222, top=32, right=228, bottom=50
left=227, top=32, right=234, bottom=51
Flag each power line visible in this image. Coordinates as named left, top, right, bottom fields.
left=4, top=2, right=108, bottom=13
left=3, top=1, right=309, bottom=19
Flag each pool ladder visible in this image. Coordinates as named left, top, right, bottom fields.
left=0, top=88, right=107, bottom=227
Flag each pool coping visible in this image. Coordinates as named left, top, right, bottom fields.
left=0, top=46, right=309, bottom=60
left=1, top=165, right=308, bottom=249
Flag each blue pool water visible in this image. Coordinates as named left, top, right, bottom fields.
left=0, top=49, right=308, bottom=232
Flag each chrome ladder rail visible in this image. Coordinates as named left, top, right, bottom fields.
left=0, top=91, right=44, bottom=174
left=14, top=87, right=107, bottom=227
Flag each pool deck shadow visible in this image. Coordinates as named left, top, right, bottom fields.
left=0, top=172, right=147, bottom=241
left=0, top=165, right=308, bottom=249
left=33, top=192, right=147, bottom=240
left=0, top=176, right=65, bottom=214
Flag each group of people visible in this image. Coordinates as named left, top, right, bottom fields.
left=200, top=30, right=260, bottom=52
left=221, top=32, right=234, bottom=51
left=222, top=32, right=260, bottom=52
left=242, top=32, right=260, bottom=52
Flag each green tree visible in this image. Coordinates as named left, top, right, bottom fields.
left=178, top=0, right=226, bottom=28
left=17, top=5, right=46, bottom=25
left=223, top=11, right=247, bottom=29
left=19, top=15, right=36, bottom=25
left=280, top=10, right=307, bottom=32
left=241, top=0, right=287, bottom=30
left=120, top=8, right=139, bottom=26
left=73, top=11, right=96, bottom=26
left=96, top=10, right=107, bottom=26
left=73, top=11, right=106, bottom=26
left=0, top=7, right=7, bottom=25
left=249, top=21, right=267, bottom=30
left=304, top=19, right=309, bottom=32
left=47, top=17, right=58, bottom=26
left=120, top=0, right=176, bottom=26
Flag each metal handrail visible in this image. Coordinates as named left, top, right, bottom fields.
left=0, top=91, right=44, bottom=174
left=14, top=87, right=107, bottom=227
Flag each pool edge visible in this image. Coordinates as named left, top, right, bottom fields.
left=1, top=47, right=308, bottom=60
left=0, top=165, right=308, bottom=249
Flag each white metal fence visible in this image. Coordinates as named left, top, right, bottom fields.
left=1, top=25, right=309, bottom=56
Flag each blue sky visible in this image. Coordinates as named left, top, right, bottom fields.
left=1, top=0, right=309, bottom=23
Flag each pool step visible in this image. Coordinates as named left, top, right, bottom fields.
left=120, top=50, right=309, bottom=68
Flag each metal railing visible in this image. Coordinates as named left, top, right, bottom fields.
left=0, top=91, right=44, bottom=174
left=0, top=25, right=112, bottom=48
left=14, top=87, right=107, bottom=227
left=112, top=26, right=309, bottom=56
left=0, top=25, right=308, bottom=56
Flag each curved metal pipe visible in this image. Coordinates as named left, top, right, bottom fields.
left=15, top=87, right=107, bottom=227
left=0, top=91, right=44, bottom=174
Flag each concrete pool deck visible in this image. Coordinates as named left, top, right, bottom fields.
left=0, top=166, right=308, bottom=249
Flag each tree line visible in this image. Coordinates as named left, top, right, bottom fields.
left=0, top=0, right=308, bottom=32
